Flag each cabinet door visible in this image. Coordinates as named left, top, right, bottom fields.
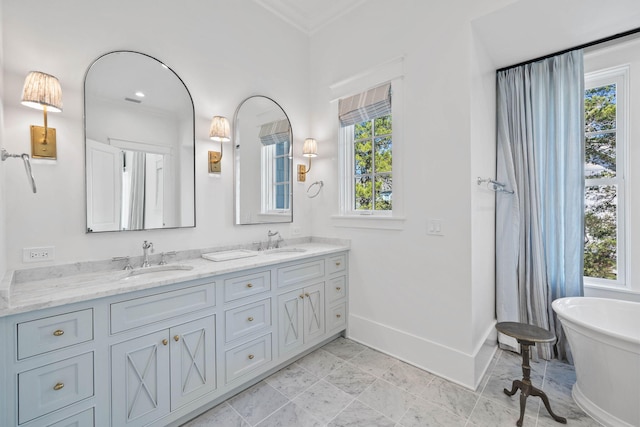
left=303, top=283, right=325, bottom=343
left=170, top=316, right=216, bottom=410
left=278, top=290, right=304, bottom=356
left=111, top=330, right=170, bottom=427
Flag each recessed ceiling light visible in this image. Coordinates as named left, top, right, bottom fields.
left=135, top=91, right=145, bottom=97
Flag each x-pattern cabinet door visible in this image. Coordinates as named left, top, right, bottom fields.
left=111, top=330, right=170, bottom=427
left=278, top=282, right=325, bottom=356
left=111, top=316, right=216, bottom=427
left=170, top=316, right=216, bottom=410
left=278, top=289, right=304, bottom=356
left=303, top=283, right=324, bottom=342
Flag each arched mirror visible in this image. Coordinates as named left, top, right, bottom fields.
left=84, top=51, right=195, bottom=232
left=234, top=95, right=293, bottom=224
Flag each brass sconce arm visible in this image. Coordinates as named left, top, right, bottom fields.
left=297, top=138, right=317, bottom=182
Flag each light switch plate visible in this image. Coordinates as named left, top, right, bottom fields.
left=426, top=219, right=444, bottom=236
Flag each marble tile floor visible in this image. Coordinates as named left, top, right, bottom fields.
left=182, top=337, right=601, bottom=427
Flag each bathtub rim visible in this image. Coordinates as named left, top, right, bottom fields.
left=552, top=297, right=640, bottom=349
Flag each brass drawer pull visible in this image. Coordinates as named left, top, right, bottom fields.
left=305, top=293, right=310, bottom=297
left=336, top=287, right=342, bottom=291
left=162, top=339, right=168, bottom=346
left=299, top=294, right=304, bottom=299
left=336, top=314, right=342, bottom=318
left=53, top=382, right=64, bottom=391
left=174, top=335, right=180, bottom=342
left=248, top=317, right=254, bottom=322
left=53, top=329, right=65, bottom=336
left=246, top=283, right=253, bottom=288
left=335, top=261, right=341, bottom=266
left=248, top=354, right=255, bottom=360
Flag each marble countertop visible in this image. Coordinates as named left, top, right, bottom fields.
left=0, top=238, right=349, bottom=317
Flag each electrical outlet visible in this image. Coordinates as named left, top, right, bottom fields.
left=23, top=246, right=55, bottom=263
left=291, top=226, right=302, bottom=236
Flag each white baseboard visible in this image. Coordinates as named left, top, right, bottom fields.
left=347, top=314, right=497, bottom=390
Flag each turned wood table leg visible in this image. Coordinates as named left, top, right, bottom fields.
left=495, top=322, right=567, bottom=426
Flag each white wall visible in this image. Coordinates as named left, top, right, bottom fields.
left=308, top=0, right=640, bottom=388
left=1, top=0, right=312, bottom=268
left=0, top=0, right=6, bottom=278
left=307, top=0, right=514, bottom=388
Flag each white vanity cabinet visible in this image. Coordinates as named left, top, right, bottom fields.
left=221, top=269, right=274, bottom=385
left=325, top=254, right=348, bottom=333
left=277, top=283, right=325, bottom=356
left=111, top=316, right=216, bottom=427
left=109, top=282, right=217, bottom=427
left=0, top=248, right=348, bottom=427
left=1, top=304, right=99, bottom=427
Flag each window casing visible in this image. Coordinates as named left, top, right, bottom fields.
left=583, top=66, right=628, bottom=288
left=331, top=56, right=404, bottom=229
left=338, top=83, right=394, bottom=217
left=262, top=140, right=291, bottom=214
left=343, top=115, right=392, bottom=213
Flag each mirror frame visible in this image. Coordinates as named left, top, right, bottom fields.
left=83, top=50, right=196, bottom=233
left=233, top=95, right=293, bottom=225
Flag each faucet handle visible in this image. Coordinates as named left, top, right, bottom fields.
left=142, top=240, right=154, bottom=252
left=158, top=251, right=176, bottom=265
left=112, top=256, right=133, bottom=270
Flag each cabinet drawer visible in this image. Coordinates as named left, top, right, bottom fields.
left=111, top=284, right=215, bottom=333
left=327, top=254, right=346, bottom=275
left=326, top=276, right=346, bottom=304
left=225, top=334, right=272, bottom=383
left=224, top=271, right=270, bottom=302
left=225, top=299, right=271, bottom=343
left=18, top=309, right=93, bottom=360
left=277, top=260, right=324, bottom=288
left=18, top=352, right=94, bottom=424
left=327, top=303, right=347, bottom=332
left=47, top=408, right=94, bottom=427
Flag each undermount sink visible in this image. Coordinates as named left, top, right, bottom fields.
left=262, top=247, right=307, bottom=254
left=123, top=264, right=194, bottom=280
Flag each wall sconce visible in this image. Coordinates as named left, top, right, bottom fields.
left=208, top=115, right=230, bottom=173
left=21, top=71, right=63, bottom=159
left=297, top=138, right=318, bottom=182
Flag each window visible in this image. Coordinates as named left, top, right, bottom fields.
left=339, top=83, right=393, bottom=215
left=583, top=66, right=628, bottom=286
left=260, top=119, right=291, bottom=214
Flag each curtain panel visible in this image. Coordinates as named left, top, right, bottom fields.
left=496, top=50, right=584, bottom=360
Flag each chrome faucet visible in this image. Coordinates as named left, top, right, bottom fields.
left=141, top=240, right=154, bottom=267
left=267, top=230, right=282, bottom=249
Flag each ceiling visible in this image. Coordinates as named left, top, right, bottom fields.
left=253, top=0, right=366, bottom=35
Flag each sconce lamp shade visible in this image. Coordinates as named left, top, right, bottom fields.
left=303, top=138, right=318, bottom=158
left=21, top=71, right=63, bottom=112
left=209, top=116, right=230, bottom=142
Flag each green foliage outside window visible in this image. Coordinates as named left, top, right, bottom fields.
left=584, top=84, right=617, bottom=280
left=353, top=115, right=392, bottom=210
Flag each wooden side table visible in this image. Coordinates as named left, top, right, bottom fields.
left=495, top=322, right=567, bottom=426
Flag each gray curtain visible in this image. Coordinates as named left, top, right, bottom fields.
left=496, top=50, right=585, bottom=360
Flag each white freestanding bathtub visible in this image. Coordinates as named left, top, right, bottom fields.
left=552, top=297, right=640, bottom=427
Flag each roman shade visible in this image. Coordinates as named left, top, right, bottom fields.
left=259, top=119, right=290, bottom=145
left=339, top=82, right=391, bottom=127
